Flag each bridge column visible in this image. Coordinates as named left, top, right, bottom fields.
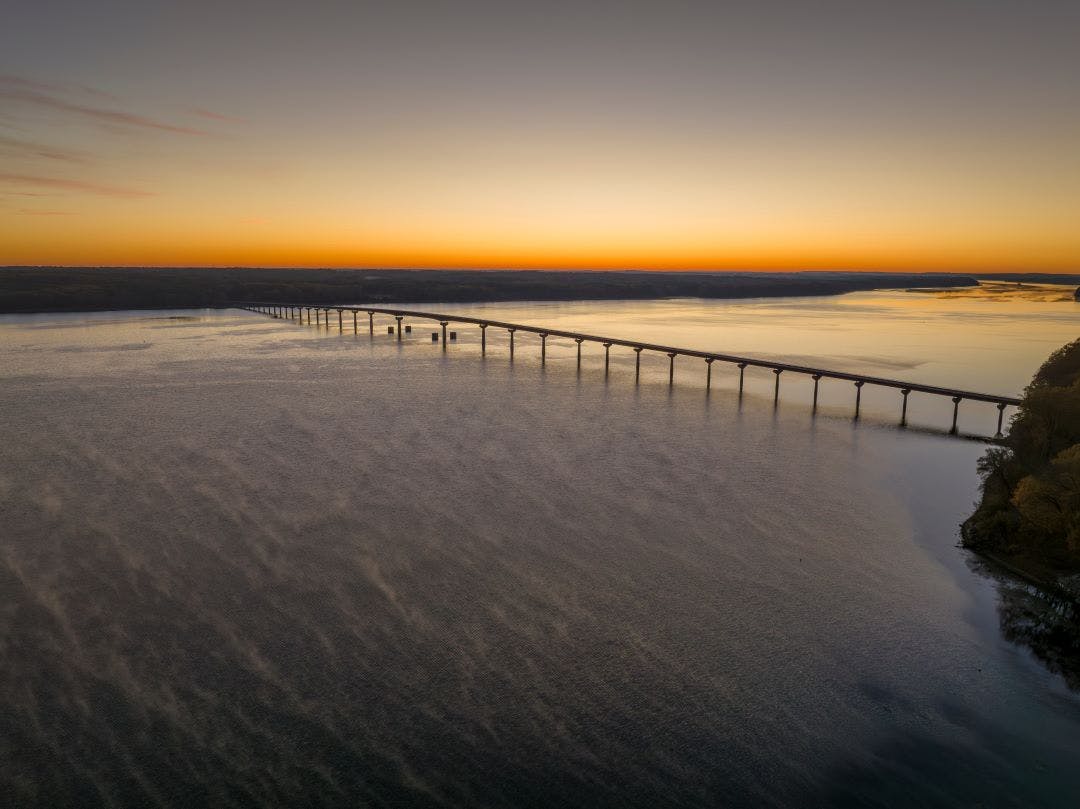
left=950, top=397, right=962, bottom=435
left=338, top=310, right=343, bottom=331
left=900, top=388, right=911, bottom=426
left=854, top=380, right=865, bottom=419
left=603, top=343, right=612, bottom=375
left=480, top=323, right=488, bottom=355
left=667, top=353, right=676, bottom=386
left=772, top=369, right=783, bottom=405
left=705, top=357, right=714, bottom=389
left=353, top=311, right=358, bottom=333
left=316, top=308, right=321, bottom=326
left=540, top=333, right=548, bottom=365
left=812, top=374, right=822, bottom=410
left=996, top=403, right=1007, bottom=438
left=508, top=328, right=515, bottom=360
left=395, top=316, right=403, bottom=341
left=440, top=321, right=448, bottom=350
left=575, top=338, right=584, bottom=368
left=634, top=347, right=643, bottom=382
left=367, top=311, right=374, bottom=334
left=738, top=362, right=747, bottom=395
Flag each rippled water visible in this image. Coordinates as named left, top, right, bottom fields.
left=1, top=291, right=1078, bottom=807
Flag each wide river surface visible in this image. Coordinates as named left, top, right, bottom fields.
left=1, top=284, right=1078, bottom=807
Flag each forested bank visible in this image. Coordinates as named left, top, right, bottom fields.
left=964, top=339, right=1080, bottom=597
left=0, top=267, right=976, bottom=313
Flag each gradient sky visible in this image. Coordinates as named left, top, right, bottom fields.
left=2, top=0, right=1078, bottom=270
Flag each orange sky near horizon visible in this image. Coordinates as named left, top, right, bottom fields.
left=3, top=2, right=1079, bottom=272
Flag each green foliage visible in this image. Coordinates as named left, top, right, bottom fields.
left=964, top=340, right=1080, bottom=569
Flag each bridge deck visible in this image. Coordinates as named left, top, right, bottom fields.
left=238, top=301, right=1020, bottom=408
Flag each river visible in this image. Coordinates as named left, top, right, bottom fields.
left=1, top=283, right=1077, bottom=807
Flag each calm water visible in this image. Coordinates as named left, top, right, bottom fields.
left=1, top=286, right=1078, bottom=807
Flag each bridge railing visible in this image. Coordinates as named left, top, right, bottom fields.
left=235, top=302, right=1021, bottom=437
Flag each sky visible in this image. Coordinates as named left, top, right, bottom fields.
left=1, top=0, right=1078, bottom=271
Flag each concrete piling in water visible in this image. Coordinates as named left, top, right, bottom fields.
left=440, top=322, right=448, bottom=350
left=432, top=332, right=438, bottom=342
left=575, top=338, right=584, bottom=369
left=996, top=402, right=1006, bottom=438
left=508, top=328, right=515, bottom=360
left=773, top=368, right=783, bottom=405
left=353, top=311, right=358, bottom=333
left=540, top=333, right=548, bottom=365
left=395, top=316, right=403, bottom=341
left=705, top=357, right=714, bottom=389
left=405, top=325, right=412, bottom=334
left=634, top=347, right=643, bottom=382
left=950, top=396, right=962, bottom=435
left=480, top=323, right=488, bottom=355
left=315, top=309, right=320, bottom=326
left=668, top=352, right=676, bottom=386
left=738, top=362, right=747, bottom=395
left=449, top=331, right=457, bottom=341
left=368, top=311, right=374, bottom=334
left=900, top=388, right=911, bottom=426
left=338, top=310, right=343, bottom=331
left=812, top=374, right=822, bottom=410
left=388, top=326, right=394, bottom=335
left=603, top=342, right=612, bottom=375
left=854, top=380, right=865, bottom=419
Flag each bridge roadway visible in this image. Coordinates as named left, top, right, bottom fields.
left=236, top=302, right=1021, bottom=436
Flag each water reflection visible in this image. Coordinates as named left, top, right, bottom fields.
left=971, top=558, right=1080, bottom=691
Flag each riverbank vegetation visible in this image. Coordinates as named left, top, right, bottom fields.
left=963, top=339, right=1080, bottom=594
left=0, top=267, right=977, bottom=313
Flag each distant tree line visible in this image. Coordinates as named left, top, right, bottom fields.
left=0, top=267, right=982, bottom=313
left=964, top=339, right=1080, bottom=579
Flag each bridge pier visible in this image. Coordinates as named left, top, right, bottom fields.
left=575, top=338, right=584, bottom=369
left=773, top=369, right=783, bottom=405
left=338, top=310, right=343, bottom=331
left=634, top=347, right=643, bottom=382
left=901, top=388, right=911, bottom=426
left=353, top=311, right=358, bottom=333
left=540, top=333, right=548, bottom=365
left=950, top=396, right=962, bottom=435
left=440, top=321, right=448, bottom=350
left=705, top=357, right=714, bottom=389
left=368, top=311, right=374, bottom=334
left=854, top=380, right=865, bottom=419
left=668, top=353, right=676, bottom=386
left=316, top=308, right=321, bottom=326
left=812, top=374, right=821, bottom=410
left=395, top=316, right=403, bottom=341
left=508, top=328, right=515, bottom=360
left=480, top=323, right=488, bottom=355
left=603, top=342, right=612, bottom=375
left=738, top=362, right=747, bottom=395
left=996, top=403, right=1007, bottom=438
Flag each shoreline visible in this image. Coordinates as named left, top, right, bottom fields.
left=0, top=267, right=980, bottom=314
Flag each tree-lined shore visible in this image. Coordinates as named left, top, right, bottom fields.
left=964, top=339, right=1080, bottom=599
left=0, top=267, right=980, bottom=313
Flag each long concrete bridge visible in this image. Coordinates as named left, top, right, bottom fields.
left=236, top=302, right=1021, bottom=437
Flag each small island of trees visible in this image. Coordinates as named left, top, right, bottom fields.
left=964, top=339, right=1080, bottom=596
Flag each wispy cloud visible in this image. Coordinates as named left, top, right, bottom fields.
left=0, top=135, right=89, bottom=163
left=188, top=107, right=246, bottom=124
left=0, top=173, right=155, bottom=198
left=16, top=209, right=76, bottom=216
left=0, top=76, right=209, bottom=136
left=0, top=74, right=119, bottom=101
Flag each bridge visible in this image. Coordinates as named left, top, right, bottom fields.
left=236, top=302, right=1021, bottom=437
